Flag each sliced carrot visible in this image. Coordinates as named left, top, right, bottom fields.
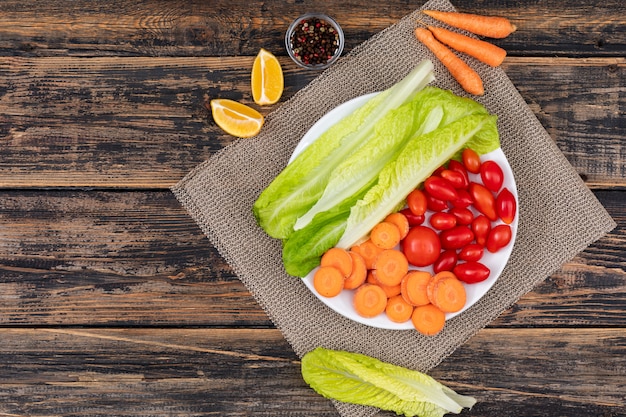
left=414, top=27, right=484, bottom=96
left=400, top=270, right=432, bottom=306
left=353, top=283, right=388, bottom=318
left=385, top=294, right=414, bottom=323
left=320, top=247, right=353, bottom=278
left=370, top=270, right=402, bottom=298
left=411, top=304, right=446, bottom=336
left=426, top=271, right=456, bottom=304
left=370, top=221, right=402, bottom=249
left=422, top=10, right=517, bottom=39
left=313, top=266, right=345, bottom=298
left=428, top=26, right=507, bottom=67
left=351, top=239, right=384, bottom=270
left=429, top=274, right=467, bottom=313
left=384, top=212, right=410, bottom=240
left=343, top=251, right=368, bottom=290
left=372, top=249, right=409, bottom=287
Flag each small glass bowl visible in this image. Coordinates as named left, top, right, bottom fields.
left=285, top=13, right=345, bottom=70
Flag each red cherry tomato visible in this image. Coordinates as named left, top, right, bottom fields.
left=462, top=148, right=481, bottom=174
left=454, top=262, right=490, bottom=284
left=406, top=189, right=427, bottom=216
left=469, top=182, right=497, bottom=221
left=429, top=212, right=457, bottom=230
left=480, top=160, right=504, bottom=193
left=486, top=224, right=512, bottom=253
left=433, top=250, right=458, bottom=273
left=440, top=169, right=466, bottom=189
left=451, top=188, right=473, bottom=208
left=448, top=206, right=474, bottom=225
left=439, top=226, right=474, bottom=250
left=425, top=191, right=449, bottom=212
left=400, top=208, right=425, bottom=226
left=402, top=226, right=441, bottom=267
left=471, top=215, right=491, bottom=246
left=424, top=176, right=459, bottom=202
left=496, top=187, right=517, bottom=224
left=459, top=243, right=484, bottom=262
left=447, top=159, right=470, bottom=189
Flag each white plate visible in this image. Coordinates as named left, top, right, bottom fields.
left=292, top=93, right=518, bottom=330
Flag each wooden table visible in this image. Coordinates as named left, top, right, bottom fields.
left=0, top=1, right=624, bottom=415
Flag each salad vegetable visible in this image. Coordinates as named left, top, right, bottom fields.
left=301, top=347, right=476, bottom=417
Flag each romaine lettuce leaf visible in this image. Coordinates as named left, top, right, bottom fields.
left=301, top=347, right=476, bottom=417
left=253, top=60, right=435, bottom=239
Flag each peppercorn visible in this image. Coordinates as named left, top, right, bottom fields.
left=289, top=17, right=340, bottom=67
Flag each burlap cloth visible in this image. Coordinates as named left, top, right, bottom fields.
left=172, top=0, right=616, bottom=415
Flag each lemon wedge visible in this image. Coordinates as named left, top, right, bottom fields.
left=210, top=98, right=264, bottom=138
left=251, top=48, right=284, bottom=105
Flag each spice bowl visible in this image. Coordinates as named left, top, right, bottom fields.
left=285, top=13, right=345, bottom=70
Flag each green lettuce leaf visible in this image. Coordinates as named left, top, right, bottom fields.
left=253, top=60, right=435, bottom=239
left=301, top=347, right=476, bottom=417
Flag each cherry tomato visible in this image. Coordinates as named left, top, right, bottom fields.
left=454, top=262, right=490, bottom=284
left=425, top=191, right=449, bottom=212
left=496, top=187, right=517, bottom=224
left=429, top=212, right=457, bottom=230
left=480, top=160, right=504, bottom=193
left=400, top=208, right=425, bottom=226
left=459, top=243, right=484, bottom=262
left=440, top=169, right=466, bottom=189
left=451, top=188, right=473, bottom=208
left=439, top=226, right=474, bottom=250
left=462, top=148, right=481, bottom=174
left=424, top=176, right=459, bottom=202
left=447, top=159, right=470, bottom=189
left=469, top=182, right=497, bottom=221
left=406, top=189, right=427, bottom=216
left=448, top=206, right=474, bottom=225
left=402, top=226, right=441, bottom=267
left=433, top=250, right=458, bottom=273
left=471, top=215, right=491, bottom=246
left=486, top=224, right=512, bottom=253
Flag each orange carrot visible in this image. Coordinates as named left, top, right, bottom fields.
left=384, top=212, right=410, bottom=240
left=415, top=27, right=484, bottom=96
left=426, top=270, right=456, bottom=304
left=370, top=270, right=402, bottom=298
left=351, top=239, right=384, bottom=270
left=422, top=10, right=517, bottom=39
left=401, top=270, right=432, bottom=306
left=428, top=26, right=507, bottom=67
left=370, top=221, right=402, bottom=249
left=428, top=274, right=467, bottom=313
left=343, top=251, right=368, bottom=290
left=320, top=247, right=353, bottom=278
left=411, top=303, right=446, bottom=336
left=372, top=249, right=409, bottom=287
left=313, top=266, right=345, bottom=298
left=353, top=283, right=388, bottom=318
left=385, top=294, right=414, bottom=323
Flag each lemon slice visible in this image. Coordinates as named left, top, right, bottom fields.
left=210, top=99, right=264, bottom=138
left=251, top=48, right=284, bottom=105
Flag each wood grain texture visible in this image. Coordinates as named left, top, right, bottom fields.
left=0, top=190, right=623, bottom=327
left=1, top=57, right=624, bottom=188
left=0, top=328, right=623, bottom=416
left=0, top=0, right=624, bottom=57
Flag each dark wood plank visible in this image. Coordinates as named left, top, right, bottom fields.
left=1, top=57, right=624, bottom=188
left=0, top=328, right=623, bottom=416
left=0, top=190, right=623, bottom=327
left=0, top=0, right=624, bottom=57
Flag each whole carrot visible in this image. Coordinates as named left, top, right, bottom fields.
left=423, top=10, right=517, bottom=39
left=414, top=27, right=484, bottom=96
left=428, top=26, right=507, bottom=67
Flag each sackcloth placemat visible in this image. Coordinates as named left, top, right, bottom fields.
left=172, top=0, right=616, bottom=415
